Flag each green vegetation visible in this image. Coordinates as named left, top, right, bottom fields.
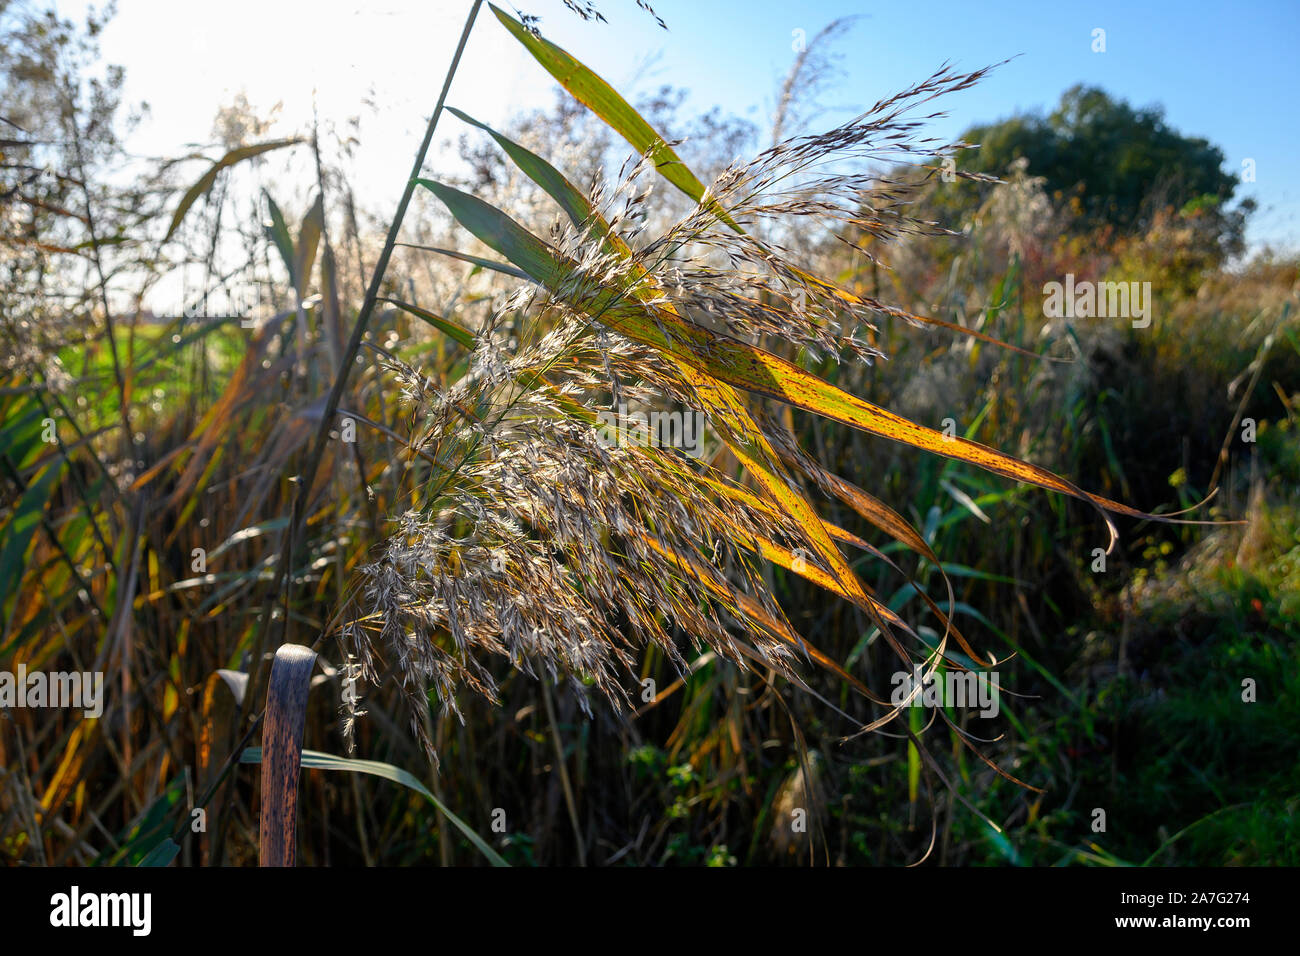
left=929, top=84, right=1251, bottom=255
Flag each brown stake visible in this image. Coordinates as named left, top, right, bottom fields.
left=258, top=643, right=317, bottom=867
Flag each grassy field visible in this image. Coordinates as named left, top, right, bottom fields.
left=2, top=0, right=1296, bottom=868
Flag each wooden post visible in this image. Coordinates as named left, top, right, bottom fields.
left=258, top=643, right=316, bottom=867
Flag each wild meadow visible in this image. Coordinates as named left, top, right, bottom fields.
left=1, top=0, right=1296, bottom=868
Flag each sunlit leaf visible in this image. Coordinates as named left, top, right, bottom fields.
left=165, top=138, right=302, bottom=241
left=240, top=747, right=509, bottom=866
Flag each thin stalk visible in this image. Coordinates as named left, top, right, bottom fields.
left=199, top=0, right=491, bottom=814
left=66, top=107, right=129, bottom=451
left=255, top=0, right=484, bottom=698
left=541, top=679, right=587, bottom=866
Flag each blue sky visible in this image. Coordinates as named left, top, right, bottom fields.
left=65, top=0, right=1299, bottom=249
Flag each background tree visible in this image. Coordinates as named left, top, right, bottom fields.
left=923, top=84, right=1251, bottom=263
left=0, top=0, right=142, bottom=379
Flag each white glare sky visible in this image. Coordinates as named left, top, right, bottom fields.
left=56, top=0, right=1300, bottom=252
